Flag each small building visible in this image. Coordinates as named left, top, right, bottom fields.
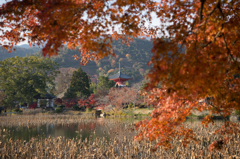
left=34, top=93, right=55, bottom=108
left=109, top=62, right=132, bottom=87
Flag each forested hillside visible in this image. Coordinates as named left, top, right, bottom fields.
left=0, top=46, right=40, bottom=61
left=35, top=38, right=153, bottom=85
left=1, top=38, right=153, bottom=85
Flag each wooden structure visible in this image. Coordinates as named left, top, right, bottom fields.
left=34, top=93, right=55, bottom=108
left=109, top=62, right=132, bottom=87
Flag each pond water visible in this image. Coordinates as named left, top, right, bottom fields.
left=0, top=115, right=229, bottom=142
left=0, top=117, right=137, bottom=142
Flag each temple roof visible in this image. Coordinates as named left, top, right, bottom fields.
left=109, top=71, right=132, bottom=80
left=34, top=93, right=55, bottom=99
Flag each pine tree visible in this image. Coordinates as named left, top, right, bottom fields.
left=63, top=67, right=90, bottom=99
left=93, top=76, right=115, bottom=96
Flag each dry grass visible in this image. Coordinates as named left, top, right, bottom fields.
left=0, top=115, right=240, bottom=158
left=133, top=108, right=153, bottom=115
left=22, top=108, right=44, bottom=115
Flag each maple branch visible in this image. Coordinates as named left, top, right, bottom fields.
left=202, top=24, right=223, bottom=48
left=222, top=34, right=240, bottom=72
left=207, top=3, right=218, bottom=17
left=198, top=0, right=222, bottom=27
left=222, top=34, right=232, bottom=58
left=216, top=0, right=225, bottom=19
left=180, top=17, right=198, bottom=49
left=208, top=103, right=223, bottom=116
left=222, top=34, right=238, bottom=62
left=199, top=0, right=206, bottom=21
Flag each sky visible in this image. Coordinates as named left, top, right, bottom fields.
left=0, top=0, right=162, bottom=46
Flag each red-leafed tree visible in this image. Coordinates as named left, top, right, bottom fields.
left=103, top=87, right=139, bottom=112
left=0, top=0, right=156, bottom=62
left=29, top=102, right=37, bottom=109
left=54, top=98, right=63, bottom=106
left=63, top=99, right=77, bottom=108
left=78, top=94, right=97, bottom=109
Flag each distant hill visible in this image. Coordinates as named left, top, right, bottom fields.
left=1, top=38, right=153, bottom=86
left=0, top=46, right=41, bottom=61
left=33, top=38, right=153, bottom=85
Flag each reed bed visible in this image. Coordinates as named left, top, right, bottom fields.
left=0, top=114, right=95, bottom=127
left=0, top=115, right=240, bottom=159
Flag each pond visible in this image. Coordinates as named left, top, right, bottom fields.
left=0, top=114, right=231, bottom=142
left=0, top=116, right=138, bottom=142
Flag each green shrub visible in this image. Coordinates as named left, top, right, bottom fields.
left=128, top=103, right=134, bottom=109
left=73, top=105, right=80, bottom=111
left=86, top=108, right=92, bottom=113
left=235, top=110, right=240, bottom=115
left=139, top=103, right=146, bottom=108
left=56, top=107, right=62, bottom=113
left=14, top=108, right=20, bottom=112
left=116, top=110, right=129, bottom=116
left=116, top=110, right=123, bottom=115
left=59, top=105, right=65, bottom=108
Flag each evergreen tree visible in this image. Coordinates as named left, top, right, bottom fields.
left=94, top=76, right=115, bottom=96
left=97, top=76, right=115, bottom=90
left=63, top=67, right=90, bottom=99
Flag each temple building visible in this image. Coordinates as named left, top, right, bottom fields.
left=109, top=62, right=132, bottom=87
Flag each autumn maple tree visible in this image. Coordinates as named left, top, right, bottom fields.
left=134, top=0, right=240, bottom=150
left=78, top=94, right=97, bottom=109
left=63, top=98, right=77, bottom=108
left=29, top=102, right=37, bottom=109
left=54, top=98, right=63, bottom=106
left=1, top=0, right=240, bottom=150
left=0, top=0, right=156, bottom=63
left=102, top=86, right=139, bottom=111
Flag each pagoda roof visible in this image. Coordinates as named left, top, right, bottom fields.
left=109, top=71, right=132, bottom=80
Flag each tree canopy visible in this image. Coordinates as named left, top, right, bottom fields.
left=0, top=56, right=59, bottom=106
left=93, top=76, right=115, bottom=96
left=0, top=0, right=240, bottom=150
left=63, top=67, right=90, bottom=99
left=0, top=0, right=156, bottom=62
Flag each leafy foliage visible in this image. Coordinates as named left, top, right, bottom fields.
left=134, top=0, right=240, bottom=150
left=63, top=98, right=77, bottom=108
left=102, top=87, right=139, bottom=112
left=29, top=102, right=37, bottom=109
left=63, top=67, right=90, bottom=99
left=0, top=0, right=156, bottom=59
left=54, top=98, right=63, bottom=106
left=0, top=56, right=59, bottom=106
left=93, top=76, right=115, bottom=96
left=78, top=94, right=97, bottom=109
left=55, top=107, right=62, bottom=113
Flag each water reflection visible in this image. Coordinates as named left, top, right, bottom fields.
left=2, top=122, right=112, bottom=141
left=1, top=117, right=140, bottom=142
left=1, top=116, right=228, bottom=142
